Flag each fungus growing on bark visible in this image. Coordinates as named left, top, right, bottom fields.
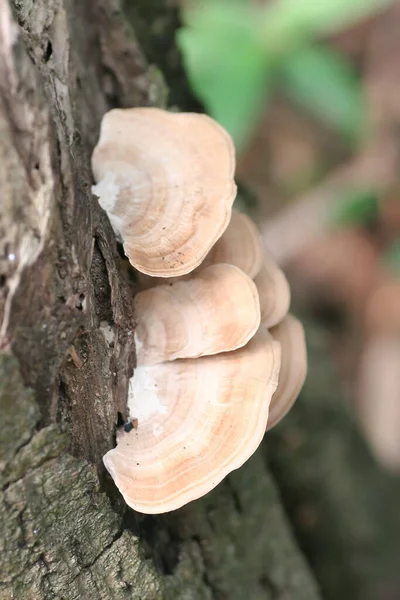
left=207, top=208, right=264, bottom=279
left=94, top=108, right=305, bottom=512
left=134, top=263, right=260, bottom=366
left=91, top=107, right=237, bottom=277
left=103, top=327, right=280, bottom=514
left=135, top=207, right=266, bottom=289
left=267, top=315, right=307, bottom=431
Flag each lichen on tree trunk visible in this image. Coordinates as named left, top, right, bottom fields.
left=0, top=0, right=322, bottom=598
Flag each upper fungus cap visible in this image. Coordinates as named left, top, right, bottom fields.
left=103, top=327, right=281, bottom=514
left=135, top=207, right=266, bottom=289
left=91, top=108, right=237, bottom=277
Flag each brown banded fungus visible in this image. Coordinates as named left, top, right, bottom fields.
left=267, top=315, right=307, bottom=430
left=136, top=207, right=265, bottom=289
left=91, top=108, right=237, bottom=277
left=254, top=251, right=291, bottom=329
left=134, top=263, right=261, bottom=365
left=207, top=208, right=264, bottom=278
left=103, top=327, right=280, bottom=514
left=93, top=108, right=306, bottom=513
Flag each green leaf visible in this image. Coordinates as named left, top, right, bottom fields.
left=177, top=1, right=269, bottom=148
left=330, top=189, right=378, bottom=227
left=262, top=0, right=394, bottom=51
left=384, top=239, right=400, bottom=275
left=281, top=46, right=365, bottom=142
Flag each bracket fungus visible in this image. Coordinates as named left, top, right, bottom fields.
left=91, top=107, right=237, bottom=277
left=134, top=263, right=261, bottom=365
left=267, top=315, right=307, bottom=431
left=207, top=208, right=264, bottom=279
left=254, top=251, right=291, bottom=329
left=103, top=327, right=281, bottom=514
left=136, top=207, right=265, bottom=289
left=93, top=108, right=307, bottom=513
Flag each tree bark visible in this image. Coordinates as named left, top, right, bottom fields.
left=0, top=1, right=321, bottom=598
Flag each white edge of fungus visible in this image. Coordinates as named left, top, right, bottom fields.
left=133, top=331, right=144, bottom=363
left=92, top=172, right=124, bottom=240
left=127, top=366, right=167, bottom=422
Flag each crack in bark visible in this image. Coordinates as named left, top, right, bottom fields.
left=69, top=526, right=125, bottom=583
left=3, top=426, right=38, bottom=474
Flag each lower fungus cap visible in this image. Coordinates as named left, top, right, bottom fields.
left=103, top=327, right=281, bottom=514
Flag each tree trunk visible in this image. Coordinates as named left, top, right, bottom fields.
left=0, top=1, right=321, bottom=598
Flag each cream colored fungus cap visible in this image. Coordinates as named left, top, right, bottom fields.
left=92, top=107, right=237, bottom=277
left=103, top=327, right=281, bottom=514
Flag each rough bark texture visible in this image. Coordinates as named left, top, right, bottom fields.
left=0, top=353, right=321, bottom=599
left=0, top=1, right=321, bottom=598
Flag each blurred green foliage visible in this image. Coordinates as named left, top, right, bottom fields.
left=177, top=2, right=268, bottom=146
left=331, top=189, right=379, bottom=227
left=385, top=240, right=400, bottom=275
left=177, top=0, right=393, bottom=149
left=280, top=47, right=363, bottom=143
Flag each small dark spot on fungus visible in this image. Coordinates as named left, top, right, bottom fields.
left=124, top=418, right=139, bottom=432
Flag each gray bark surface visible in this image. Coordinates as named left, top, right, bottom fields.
left=0, top=1, right=321, bottom=599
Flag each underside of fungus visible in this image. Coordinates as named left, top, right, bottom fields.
left=267, top=315, right=307, bottom=431
left=254, top=251, right=291, bottom=328
left=91, top=108, right=237, bottom=277
left=103, top=327, right=281, bottom=514
left=134, top=263, right=261, bottom=365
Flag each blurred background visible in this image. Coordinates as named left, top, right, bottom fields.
left=176, top=0, right=400, bottom=474
left=127, top=1, right=400, bottom=598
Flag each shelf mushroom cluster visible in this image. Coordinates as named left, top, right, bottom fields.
left=91, top=108, right=307, bottom=514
